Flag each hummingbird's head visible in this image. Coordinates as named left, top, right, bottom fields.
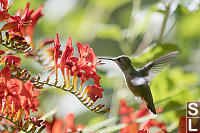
left=113, top=55, right=132, bottom=70
left=98, top=55, right=133, bottom=72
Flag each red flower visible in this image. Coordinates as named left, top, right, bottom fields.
left=46, top=34, right=104, bottom=101
left=70, top=42, right=90, bottom=76
left=178, top=116, right=186, bottom=133
left=59, top=36, right=74, bottom=84
left=54, top=33, right=61, bottom=81
left=26, top=4, right=44, bottom=47
left=141, top=119, right=166, bottom=130
left=0, top=9, right=10, bottom=22
left=85, top=85, right=103, bottom=102
left=52, top=119, right=63, bottom=133
left=49, top=34, right=102, bottom=87
left=1, top=3, right=33, bottom=33
left=0, top=0, right=8, bottom=10
left=0, top=0, right=10, bottom=22
left=0, top=55, right=21, bottom=67
left=0, top=2, right=43, bottom=48
left=119, top=99, right=167, bottom=133
left=45, top=113, right=84, bottom=133
left=0, top=65, right=10, bottom=83
left=121, top=123, right=139, bottom=133
left=0, top=65, right=39, bottom=120
left=138, top=128, right=149, bottom=133
left=70, top=42, right=101, bottom=86
left=7, top=78, right=22, bottom=95
left=119, top=99, right=134, bottom=115
left=65, top=113, right=74, bottom=132
left=131, top=108, right=149, bottom=120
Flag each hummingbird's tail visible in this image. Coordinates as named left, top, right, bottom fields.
left=141, top=85, right=157, bottom=114
left=146, top=101, right=156, bottom=114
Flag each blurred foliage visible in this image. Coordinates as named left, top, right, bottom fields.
left=151, top=68, right=197, bottom=124
left=8, top=0, right=200, bottom=132
left=131, top=43, right=180, bottom=68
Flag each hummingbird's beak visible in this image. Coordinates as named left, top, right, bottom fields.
left=98, top=57, right=114, bottom=61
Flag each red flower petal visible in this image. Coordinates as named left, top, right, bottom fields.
left=132, top=108, right=149, bottom=119
left=0, top=65, right=11, bottom=82
left=138, top=128, right=149, bottom=133
left=141, top=119, right=166, bottom=130
left=88, top=48, right=97, bottom=65
left=26, top=4, right=44, bottom=46
left=54, top=33, right=61, bottom=80
left=0, top=10, right=10, bottom=22
left=60, top=36, right=74, bottom=74
left=128, top=123, right=139, bottom=133
left=64, top=113, right=74, bottom=132
left=52, top=119, right=63, bottom=133
left=77, top=42, right=89, bottom=59
left=178, top=116, right=186, bottom=133
left=24, top=80, right=34, bottom=95
left=119, top=99, right=134, bottom=115
left=0, top=0, right=8, bottom=9
left=7, top=78, right=23, bottom=95
left=121, top=115, right=131, bottom=123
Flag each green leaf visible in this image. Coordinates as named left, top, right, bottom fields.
left=177, top=11, right=200, bottom=39
left=131, top=43, right=180, bottom=68
left=151, top=68, right=197, bottom=124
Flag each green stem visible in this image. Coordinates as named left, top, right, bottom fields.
left=158, top=0, right=172, bottom=44
left=163, top=21, right=176, bottom=42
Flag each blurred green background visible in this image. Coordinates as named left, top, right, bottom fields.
left=9, top=0, right=200, bottom=132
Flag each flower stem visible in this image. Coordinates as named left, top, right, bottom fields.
left=78, top=80, right=86, bottom=95
left=71, top=73, right=78, bottom=89
left=11, top=101, right=15, bottom=119
left=66, top=70, right=70, bottom=88
left=16, top=109, right=22, bottom=121
left=61, top=70, right=66, bottom=84
left=81, top=87, right=87, bottom=98
left=74, top=76, right=78, bottom=92
left=1, top=102, right=5, bottom=114
left=6, top=98, right=9, bottom=115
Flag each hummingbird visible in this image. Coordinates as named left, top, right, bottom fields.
left=98, top=51, right=179, bottom=114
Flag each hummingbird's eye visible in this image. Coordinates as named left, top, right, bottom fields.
left=117, top=58, right=122, bottom=62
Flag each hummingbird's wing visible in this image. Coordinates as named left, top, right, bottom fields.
left=138, top=51, right=179, bottom=82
